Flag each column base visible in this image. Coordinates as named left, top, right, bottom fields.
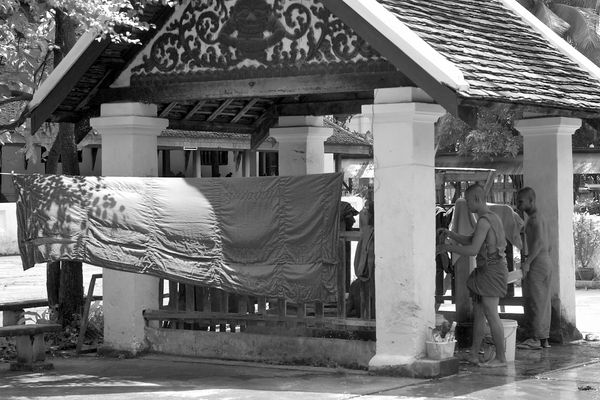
left=369, top=355, right=459, bottom=378
left=97, top=344, right=149, bottom=359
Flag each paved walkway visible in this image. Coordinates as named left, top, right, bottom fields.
left=3, top=341, right=600, bottom=399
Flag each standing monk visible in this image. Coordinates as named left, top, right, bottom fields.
left=437, top=184, right=508, bottom=367
left=516, top=187, right=552, bottom=350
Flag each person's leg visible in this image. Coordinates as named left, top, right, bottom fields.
left=464, top=300, right=485, bottom=364
left=481, top=296, right=507, bottom=367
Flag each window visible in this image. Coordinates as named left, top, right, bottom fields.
left=200, top=151, right=228, bottom=165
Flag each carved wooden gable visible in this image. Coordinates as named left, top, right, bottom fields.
left=124, top=0, right=394, bottom=87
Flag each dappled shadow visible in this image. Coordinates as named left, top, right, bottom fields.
left=14, top=173, right=125, bottom=271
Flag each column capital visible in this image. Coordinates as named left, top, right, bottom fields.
left=90, top=102, right=169, bottom=137
left=269, top=127, right=332, bottom=143
left=100, top=102, right=159, bottom=117
left=515, top=117, right=581, bottom=137
left=90, top=115, right=169, bottom=136
left=362, top=102, right=445, bottom=124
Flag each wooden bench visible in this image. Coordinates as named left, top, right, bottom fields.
left=0, top=324, right=62, bottom=371
left=0, top=296, right=103, bottom=326
left=0, top=299, right=51, bottom=326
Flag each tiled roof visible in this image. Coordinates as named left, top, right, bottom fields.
left=323, top=119, right=372, bottom=146
left=382, top=0, right=600, bottom=113
left=162, top=123, right=372, bottom=147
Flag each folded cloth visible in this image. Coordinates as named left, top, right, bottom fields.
left=489, top=203, right=525, bottom=249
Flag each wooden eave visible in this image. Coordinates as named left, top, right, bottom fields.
left=319, top=0, right=464, bottom=118
left=29, top=0, right=600, bottom=154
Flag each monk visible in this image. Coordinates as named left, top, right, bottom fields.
left=516, top=187, right=552, bottom=350
left=437, top=184, right=508, bottom=367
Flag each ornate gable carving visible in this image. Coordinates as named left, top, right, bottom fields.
left=130, top=0, right=394, bottom=86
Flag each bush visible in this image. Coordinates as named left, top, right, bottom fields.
left=573, top=212, right=600, bottom=274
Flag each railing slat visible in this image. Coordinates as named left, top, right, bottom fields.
left=219, top=290, right=228, bottom=332
left=338, top=238, right=347, bottom=319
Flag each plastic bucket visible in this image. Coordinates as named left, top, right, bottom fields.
left=485, top=319, right=518, bottom=362
left=502, top=319, right=518, bottom=362
left=426, top=340, right=456, bottom=360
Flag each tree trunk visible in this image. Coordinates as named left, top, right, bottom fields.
left=45, top=117, right=61, bottom=313
left=44, top=9, right=84, bottom=328
left=59, top=261, right=84, bottom=324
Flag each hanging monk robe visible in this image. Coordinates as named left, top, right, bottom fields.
left=523, top=250, right=552, bottom=339
left=466, top=211, right=508, bottom=300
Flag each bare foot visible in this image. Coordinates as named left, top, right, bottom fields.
left=458, top=353, right=479, bottom=365
left=480, top=359, right=508, bottom=368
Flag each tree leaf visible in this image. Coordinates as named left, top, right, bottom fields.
left=0, top=84, right=11, bottom=98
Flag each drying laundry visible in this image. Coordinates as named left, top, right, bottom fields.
left=13, top=173, right=343, bottom=303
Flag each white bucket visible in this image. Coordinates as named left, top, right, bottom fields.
left=502, top=319, right=518, bottom=362
left=485, top=319, right=518, bottom=362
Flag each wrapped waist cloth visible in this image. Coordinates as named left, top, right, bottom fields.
left=466, top=253, right=508, bottom=299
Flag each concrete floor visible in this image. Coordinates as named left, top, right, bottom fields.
left=3, top=341, right=600, bottom=399
left=4, top=256, right=600, bottom=398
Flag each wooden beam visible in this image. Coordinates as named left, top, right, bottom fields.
left=183, top=100, right=206, bottom=120
left=207, top=99, right=234, bottom=122
left=460, top=98, right=600, bottom=120
left=251, top=118, right=279, bottom=150
left=167, top=119, right=255, bottom=134
left=74, top=71, right=115, bottom=112
left=93, top=71, right=412, bottom=105
left=325, top=144, right=371, bottom=155
left=319, top=0, right=461, bottom=116
left=30, top=36, right=112, bottom=134
left=159, top=102, right=178, bottom=118
left=231, top=98, right=260, bottom=123
left=277, top=100, right=366, bottom=116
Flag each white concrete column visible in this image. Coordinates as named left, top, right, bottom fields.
left=269, top=116, right=332, bottom=176
left=243, top=150, right=258, bottom=177
left=515, top=117, right=581, bottom=341
left=364, top=88, right=445, bottom=371
left=90, top=102, right=169, bottom=355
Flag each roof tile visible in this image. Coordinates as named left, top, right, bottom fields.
left=382, top=0, right=600, bottom=112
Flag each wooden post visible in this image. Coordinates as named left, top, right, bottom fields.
left=76, top=274, right=102, bottom=354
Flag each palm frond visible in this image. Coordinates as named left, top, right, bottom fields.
left=531, top=2, right=571, bottom=36
left=551, top=4, right=600, bottom=51
left=554, top=0, right=600, bottom=13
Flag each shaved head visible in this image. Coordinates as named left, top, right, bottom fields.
left=465, top=184, right=485, bottom=198
left=518, top=187, right=536, bottom=202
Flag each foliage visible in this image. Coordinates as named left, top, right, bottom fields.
left=435, top=108, right=523, bottom=159
left=573, top=211, right=600, bottom=270
left=574, top=197, right=600, bottom=215
left=18, top=301, right=104, bottom=351
left=0, top=0, right=175, bottom=154
left=435, top=0, right=600, bottom=155
left=517, top=0, right=600, bottom=64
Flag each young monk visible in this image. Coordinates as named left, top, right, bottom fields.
left=516, top=187, right=552, bottom=349
left=437, top=184, right=508, bottom=368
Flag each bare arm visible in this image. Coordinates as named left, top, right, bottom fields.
left=437, top=228, right=473, bottom=246
left=437, top=219, right=490, bottom=257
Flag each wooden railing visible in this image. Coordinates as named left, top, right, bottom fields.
left=143, top=230, right=376, bottom=336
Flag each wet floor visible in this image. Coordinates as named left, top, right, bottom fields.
left=2, top=342, right=600, bottom=399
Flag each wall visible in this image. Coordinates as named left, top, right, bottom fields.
left=146, top=327, right=376, bottom=370
left=0, top=202, right=18, bottom=255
